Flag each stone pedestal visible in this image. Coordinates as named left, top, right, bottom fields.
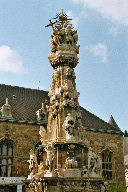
left=64, top=169, right=81, bottom=177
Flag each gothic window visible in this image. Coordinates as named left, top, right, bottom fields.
left=102, top=149, right=112, bottom=180
left=40, top=113, right=45, bottom=120
left=0, top=140, right=13, bottom=177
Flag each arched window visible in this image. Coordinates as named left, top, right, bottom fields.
left=0, top=140, right=13, bottom=177
left=102, top=149, right=112, bottom=180
left=40, top=113, right=45, bottom=120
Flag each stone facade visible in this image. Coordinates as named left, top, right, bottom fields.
left=0, top=122, right=40, bottom=177
left=85, top=131, right=125, bottom=186
left=0, top=86, right=49, bottom=191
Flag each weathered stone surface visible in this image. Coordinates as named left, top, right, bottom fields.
left=64, top=168, right=81, bottom=177
left=0, top=122, right=40, bottom=177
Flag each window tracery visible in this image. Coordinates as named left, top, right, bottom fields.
left=102, top=149, right=112, bottom=180
left=0, top=140, right=13, bottom=177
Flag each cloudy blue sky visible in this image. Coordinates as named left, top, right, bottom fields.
left=0, top=0, right=127, bottom=132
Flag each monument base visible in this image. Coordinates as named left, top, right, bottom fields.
left=64, top=168, right=81, bottom=177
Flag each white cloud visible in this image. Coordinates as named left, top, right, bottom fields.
left=87, top=43, right=108, bottom=62
left=67, top=10, right=87, bottom=27
left=71, top=0, right=128, bottom=26
left=0, top=45, right=26, bottom=74
left=109, top=26, right=120, bottom=35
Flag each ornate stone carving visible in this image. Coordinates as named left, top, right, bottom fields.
left=65, top=157, right=78, bottom=169
left=26, top=10, right=109, bottom=192
left=39, top=126, right=46, bottom=144
left=44, top=144, right=55, bottom=173
left=82, top=166, right=88, bottom=177
left=62, top=113, right=75, bottom=141
left=1, top=98, right=12, bottom=117
left=88, top=147, right=102, bottom=177
left=86, top=181, right=93, bottom=190
left=27, top=149, right=38, bottom=179
left=29, top=179, right=42, bottom=192
left=36, top=102, right=47, bottom=121
left=66, top=67, right=73, bottom=76
left=55, top=164, right=63, bottom=177
left=46, top=12, right=80, bottom=68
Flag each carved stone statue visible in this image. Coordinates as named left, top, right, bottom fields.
left=39, top=126, right=46, bottom=144
left=36, top=102, right=47, bottom=121
left=27, top=149, right=38, bottom=179
left=88, top=147, right=102, bottom=177
left=44, top=144, right=54, bottom=172
left=100, top=184, right=106, bottom=192
left=65, top=157, right=78, bottom=169
left=62, top=113, right=77, bottom=141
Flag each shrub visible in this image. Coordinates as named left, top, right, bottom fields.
left=107, top=181, right=125, bottom=192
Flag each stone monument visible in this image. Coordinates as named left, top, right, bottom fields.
left=26, top=10, right=107, bottom=192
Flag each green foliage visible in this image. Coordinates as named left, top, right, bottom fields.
left=22, top=185, right=26, bottom=192
left=107, top=181, right=125, bottom=192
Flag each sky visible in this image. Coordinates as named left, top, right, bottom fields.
left=0, top=0, right=128, bottom=132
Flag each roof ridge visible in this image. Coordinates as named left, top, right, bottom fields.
left=80, top=106, right=121, bottom=131
left=0, top=85, right=122, bottom=133
left=80, top=106, right=109, bottom=125
left=0, top=84, right=49, bottom=92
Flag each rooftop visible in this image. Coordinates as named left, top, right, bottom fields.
left=0, top=84, right=122, bottom=134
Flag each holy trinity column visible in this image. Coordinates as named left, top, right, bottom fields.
left=45, top=10, right=82, bottom=143
left=27, top=11, right=102, bottom=186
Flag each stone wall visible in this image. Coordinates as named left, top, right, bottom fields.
left=0, top=121, right=125, bottom=191
left=0, top=122, right=40, bottom=177
left=83, top=130, right=125, bottom=187
left=26, top=178, right=106, bottom=192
